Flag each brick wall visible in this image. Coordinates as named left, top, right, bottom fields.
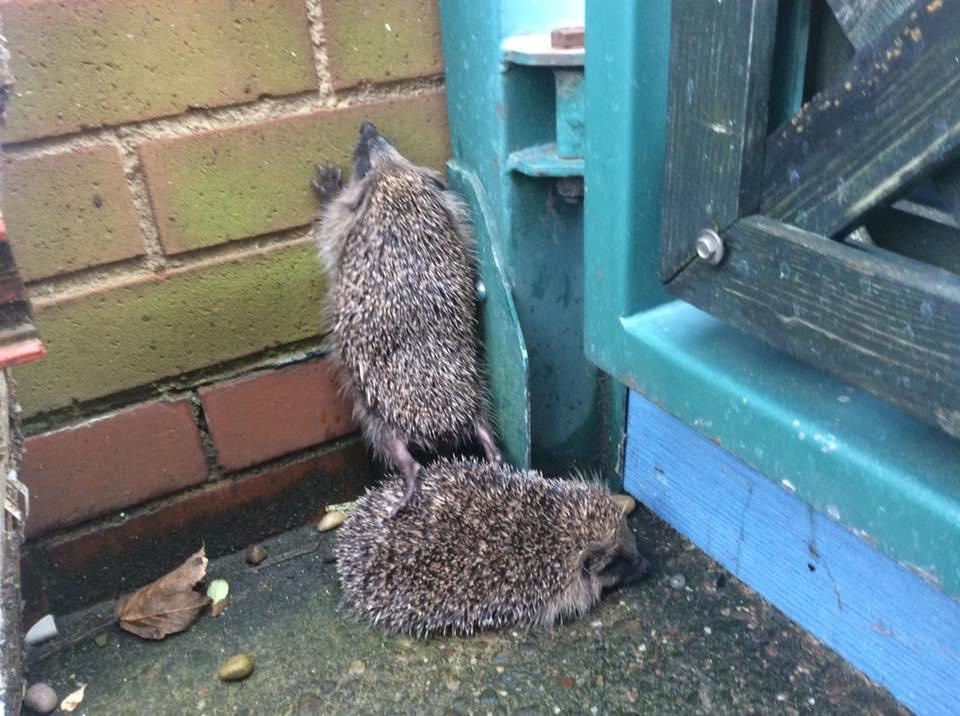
left=0, top=0, right=447, bottom=616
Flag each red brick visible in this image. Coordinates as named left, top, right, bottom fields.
left=323, top=0, right=444, bottom=89
left=138, top=92, right=450, bottom=253
left=3, top=146, right=145, bottom=280
left=22, top=439, right=374, bottom=617
left=200, top=358, right=356, bottom=472
left=0, top=0, right=317, bottom=143
left=22, top=400, right=208, bottom=538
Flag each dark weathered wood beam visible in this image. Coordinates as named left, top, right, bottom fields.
left=825, top=0, right=914, bottom=49
left=669, top=215, right=960, bottom=437
left=933, top=161, right=960, bottom=229
left=870, top=206, right=960, bottom=274
left=762, top=0, right=960, bottom=238
left=659, top=0, right=778, bottom=282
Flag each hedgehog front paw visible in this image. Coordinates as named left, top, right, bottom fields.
left=312, top=163, right=343, bottom=204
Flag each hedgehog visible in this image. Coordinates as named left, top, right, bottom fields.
left=333, top=457, right=652, bottom=637
left=313, top=122, right=500, bottom=515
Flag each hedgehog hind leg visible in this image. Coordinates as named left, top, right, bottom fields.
left=385, top=435, right=423, bottom=518
left=474, top=421, right=502, bottom=463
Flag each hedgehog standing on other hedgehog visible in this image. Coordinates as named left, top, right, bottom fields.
left=334, top=457, right=652, bottom=637
left=313, top=122, right=501, bottom=515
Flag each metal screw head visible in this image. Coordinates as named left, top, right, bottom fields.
left=695, top=228, right=725, bottom=265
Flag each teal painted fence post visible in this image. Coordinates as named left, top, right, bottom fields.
left=440, top=0, right=625, bottom=481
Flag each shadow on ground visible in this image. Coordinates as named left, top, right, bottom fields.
left=24, top=508, right=908, bottom=715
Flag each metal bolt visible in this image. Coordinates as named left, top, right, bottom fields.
left=475, top=279, right=488, bottom=303
left=695, top=228, right=725, bottom=265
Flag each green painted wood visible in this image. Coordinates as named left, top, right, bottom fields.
left=505, top=144, right=584, bottom=177
left=554, top=70, right=584, bottom=159
left=670, top=215, right=960, bottom=438
left=447, top=162, right=531, bottom=468
left=659, top=0, right=778, bottom=282
left=583, top=0, right=670, bottom=371
left=442, top=0, right=619, bottom=479
left=825, top=0, right=915, bottom=49
left=582, top=0, right=671, bottom=487
left=619, top=301, right=960, bottom=599
left=762, top=0, right=960, bottom=238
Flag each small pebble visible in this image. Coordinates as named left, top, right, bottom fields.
left=669, top=573, right=687, bottom=589
left=720, top=607, right=731, bottom=617
left=218, top=653, right=255, bottom=682
left=24, top=614, right=58, bottom=646
left=317, top=511, right=346, bottom=532
left=245, top=544, right=267, bottom=565
left=23, top=683, right=58, bottom=714
left=94, top=632, right=108, bottom=648
left=611, top=494, right=636, bottom=514
left=347, top=659, right=366, bottom=676
left=703, top=626, right=712, bottom=635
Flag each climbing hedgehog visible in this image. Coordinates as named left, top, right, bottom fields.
left=334, top=457, right=652, bottom=637
left=313, top=122, right=500, bottom=515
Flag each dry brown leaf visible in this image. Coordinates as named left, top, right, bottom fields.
left=60, top=683, right=87, bottom=712
left=115, top=546, right=211, bottom=640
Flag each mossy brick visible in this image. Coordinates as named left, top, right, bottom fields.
left=3, top=146, right=145, bottom=281
left=0, top=0, right=316, bottom=143
left=12, top=238, right=326, bottom=416
left=139, top=91, right=450, bottom=253
left=323, top=0, right=443, bottom=89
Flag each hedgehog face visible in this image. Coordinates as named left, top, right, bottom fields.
left=582, top=519, right=652, bottom=595
left=543, top=514, right=652, bottom=626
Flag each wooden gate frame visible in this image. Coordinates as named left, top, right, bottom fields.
left=660, top=0, right=960, bottom=438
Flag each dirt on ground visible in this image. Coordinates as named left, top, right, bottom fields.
left=23, top=508, right=909, bottom=715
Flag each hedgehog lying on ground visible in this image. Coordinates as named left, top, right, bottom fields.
left=334, top=457, right=652, bottom=637
left=313, top=122, right=500, bottom=516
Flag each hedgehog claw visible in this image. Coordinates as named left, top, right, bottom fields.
left=312, top=163, right=343, bottom=204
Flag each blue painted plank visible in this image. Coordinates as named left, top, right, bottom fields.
left=626, top=392, right=960, bottom=716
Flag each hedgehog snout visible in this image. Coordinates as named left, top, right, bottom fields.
left=352, top=121, right=399, bottom=181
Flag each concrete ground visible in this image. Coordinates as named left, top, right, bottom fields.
left=24, top=508, right=908, bottom=715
